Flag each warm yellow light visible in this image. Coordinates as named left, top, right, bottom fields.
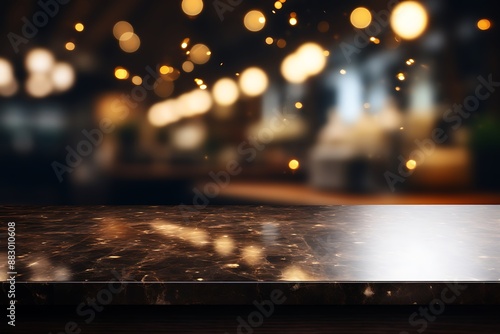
left=0, top=58, right=14, bottom=87
left=289, top=17, right=297, bottom=26
left=477, top=19, right=491, bottom=31
left=296, top=42, right=327, bottom=76
left=274, top=1, right=282, bottom=9
left=370, top=36, right=380, bottom=44
left=340, top=69, right=346, bottom=75
left=119, top=32, right=140, bottom=53
left=160, top=65, right=170, bottom=75
left=182, top=0, right=204, bottom=16
left=190, top=44, right=211, bottom=65
left=323, top=50, right=330, bottom=56
left=295, top=102, right=303, bottom=109
left=114, top=67, right=129, bottom=80
left=213, top=77, right=239, bottom=106
left=390, top=1, right=428, bottom=40
left=195, top=78, right=204, bottom=85
left=265, top=37, right=274, bottom=45
left=244, top=10, right=266, bottom=32
left=74, top=23, right=84, bottom=32
left=131, top=76, right=142, bottom=85
left=288, top=159, right=299, bottom=170
left=350, top=7, right=372, bottom=29
left=406, top=58, right=415, bottom=65
left=395, top=86, right=401, bottom=91
left=239, top=67, right=268, bottom=97
left=406, top=159, right=417, bottom=170
left=182, top=61, right=194, bottom=73
left=65, top=42, right=75, bottom=51
left=397, top=72, right=405, bottom=81
left=113, top=21, right=133, bottom=40
left=200, top=84, right=207, bottom=90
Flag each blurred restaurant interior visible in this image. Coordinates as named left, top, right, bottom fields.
left=1, top=0, right=499, bottom=205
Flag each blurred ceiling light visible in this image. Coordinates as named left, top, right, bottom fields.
left=182, top=89, right=213, bottom=116
left=244, top=10, right=266, bottom=32
left=265, top=37, right=274, bottom=45
left=0, top=58, right=14, bottom=87
left=172, top=122, right=207, bottom=150
left=131, top=75, right=142, bottom=85
left=281, top=42, right=326, bottom=83
left=74, top=23, right=84, bottom=32
left=295, top=102, right=303, bottom=109
left=51, top=62, right=75, bottom=92
left=281, top=54, right=308, bottom=84
left=182, top=60, right=194, bottom=72
left=26, top=73, right=54, bottom=98
left=25, top=48, right=55, bottom=74
left=154, top=79, right=174, bottom=98
left=296, top=42, right=327, bottom=76
left=189, top=43, right=211, bottom=64
left=289, top=17, right=298, bottom=26
left=239, top=67, right=268, bottom=96
left=288, top=159, right=299, bottom=170
left=406, top=159, right=417, bottom=170
left=276, top=38, right=287, bottom=48
left=274, top=1, right=282, bottom=10
left=477, top=18, right=491, bottom=31
left=406, top=58, right=415, bottom=65
left=340, top=69, right=347, bottom=75
left=0, top=80, right=18, bottom=97
left=160, top=65, right=170, bottom=75
left=350, top=7, right=372, bottom=29
left=65, top=42, right=75, bottom=51
left=113, top=21, right=134, bottom=39
left=114, top=67, right=129, bottom=80
left=181, top=38, right=190, bottom=49
left=181, top=0, right=204, bottom=16
left=397, top=72, right=406, bottom=81
left=148, top=101, right=180, bottom=127
left=390, top=1, right=428, bottom=40
left=213, top=77, right=239, bottom=106
left=119, top=32, right=140, bottom=53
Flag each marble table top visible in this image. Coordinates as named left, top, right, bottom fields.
left=1, top=205, right=499, bottom=305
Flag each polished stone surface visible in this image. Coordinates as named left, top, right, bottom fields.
left=1, top=205, right=499, bottom=304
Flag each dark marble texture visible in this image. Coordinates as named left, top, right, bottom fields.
left=1, top=205, right=499, bottom=305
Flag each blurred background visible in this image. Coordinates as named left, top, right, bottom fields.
left=0, top=0, right=499, bottom=205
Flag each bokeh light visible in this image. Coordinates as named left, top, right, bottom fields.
left=0, top=58, right=14, bottom=87
left=74, top=23, right=84, bottom=32
left=182, top=60, right=194, bottom=72
left=239, top=67, right=268, bottom=97
left=477, top=19, right=491, bottom=31
left=65, top=42, right=75, bottom=51
left=244, top=10, right=266, bottom=32
left=390, top=1, right=429, bottom=40
left=26, top=73, right=54, bottom=98
left=350, top=7, right=372, bottom=29
left=113, top=21, right=134, bottom=39
left=25, top=48, right=55, bottom=74
left=190, top=44, right=211, bottom=65
left=181, top=0, right=204, bottom=16
left=51, top=63, right=75, bottom=92
left=289, top=159, right=299, bottom=170
left=213, top=78, right=239, bottom=106
left=119, top=32, right=141, bottom=53
left=114, top=67, right=129, bottom=80
left=406, top=159, right=417, bottom=170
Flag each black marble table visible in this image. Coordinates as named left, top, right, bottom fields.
left=1, top=205, right=499, bottom=305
